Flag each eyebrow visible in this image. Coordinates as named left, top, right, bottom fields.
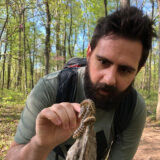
left=96, top=55, right=136, bottom=72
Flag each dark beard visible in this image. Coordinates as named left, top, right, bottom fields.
left=84, top=65, right=133, bottom=111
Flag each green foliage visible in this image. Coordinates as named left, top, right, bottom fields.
left=138, top=89, right=158, bottom=109
left=0, top=89, right=26, bottom=107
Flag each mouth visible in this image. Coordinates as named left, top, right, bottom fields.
left=98, top=89, right=110, bottom=96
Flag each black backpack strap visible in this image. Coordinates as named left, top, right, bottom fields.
left=55, top=66, right=137, bottom=159
left=54, top=67, right=79, bottom=159
left=114, top=87, right=137, bottom=139
left=56, top=67, right=78, bottom=103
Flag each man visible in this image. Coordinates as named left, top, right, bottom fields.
left=6, top=6, right=156, bottom=160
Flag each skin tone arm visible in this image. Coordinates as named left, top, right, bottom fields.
left=6, top=102, right=81, bottom=160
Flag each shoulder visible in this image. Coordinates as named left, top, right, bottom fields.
left=33, top=71, right=60, bottom=92
left=131, top=90, right=147, bottom=126
left=134, top=91, right=146, bottom=116
left=27, top=71, right=61, bottom=109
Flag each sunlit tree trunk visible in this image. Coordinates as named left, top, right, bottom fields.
left=2, top=33, right=8, bottom=90
left=120, top=0, right=130, bottom=7
left=68, top=1, right=73, bottom=58
left=156, top=0, right=160, bottom=121
left=2, top=0, right=9, bottom=89
left=16, top=5, right=23, bottom=89
left=148, top=0, right=155, bottom=94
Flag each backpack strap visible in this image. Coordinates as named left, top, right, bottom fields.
left=56, top=67, right=78, bottom=103
left=114, top=87, right=137, bottom=139
left=55, top=66, right=137, bottom=159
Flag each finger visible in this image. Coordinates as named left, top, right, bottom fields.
left=51, top=104, right=70, bottom=130
left=38, top=108, right=62, bottom=126
left=62, top=103, right=78, bottom=129
left=72, top=103, right=81, bottom=113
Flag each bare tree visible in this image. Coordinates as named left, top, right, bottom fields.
left=44, top=0, right=51, bottom=74
left=55, top=1, right=61, bottom=70
left=104, top=0, right=107, bottom=16
left=16, top=2, right=23, bottom=89
left=68, top=1, right=73, bottom=58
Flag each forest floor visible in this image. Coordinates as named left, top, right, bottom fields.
left=0, top=105, right=160, bottom=160
left=133, top=118, right=160, bottom=160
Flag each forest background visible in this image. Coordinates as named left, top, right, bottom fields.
left=0, top=0, right=160, bottom=159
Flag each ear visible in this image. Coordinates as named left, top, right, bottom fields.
left=87, top=44, right=92, bottom=61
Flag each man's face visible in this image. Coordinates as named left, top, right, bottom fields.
left=84, top=36, right=142, bottom=110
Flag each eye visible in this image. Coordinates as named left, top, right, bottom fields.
left=97, top=56, right=111, bottom=67
left=119, top=66, right=133, bottom=74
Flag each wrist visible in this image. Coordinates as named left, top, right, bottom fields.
left=28, top=136, right=55, bottom=159
left=31, top=136, right=55, bottom=152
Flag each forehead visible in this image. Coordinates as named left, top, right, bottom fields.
left=93, top=36, right=142, bottom=68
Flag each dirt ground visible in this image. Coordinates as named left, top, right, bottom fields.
left=133, top=120, right=160, bottom=160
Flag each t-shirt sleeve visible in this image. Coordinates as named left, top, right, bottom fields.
left=14, top=76, right=58, bottom=144
left=109, top=93, right=147, bottom=160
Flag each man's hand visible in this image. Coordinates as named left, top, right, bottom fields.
left=6, top=103, right=81, bottom=160
left=34, top=102, right=81, bottom=150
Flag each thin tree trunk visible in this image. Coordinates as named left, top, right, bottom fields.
left=72, top=28, right=77, bottom=57
left=115, top=0, right=119, bottom=9
left=148, top=0, right=155, bottom=94
left=156, top=0, right=160, bottom=121
left=153, top=52, right=157, bottom=89
left=82, top=23, right=86, bottom=57
left=104, top=0, right=107, bottom=16
left=55, top=7, right=61, bottom=70
left=141, top=0, right=146, bottom=9
left=120, top=0, right=130, bottom=7
left=44, top=0, right=51, bottom=74
left=22, top=4, right=28, bottom=95
left=16, top=8, right=23, bottom=89
left=68, top=2, right=73, bottom=58
left=2, top=28, right=8, bottom=89
left=63, top=21, right=67, bottom=65
left=7, top=40, right=12, bottom=89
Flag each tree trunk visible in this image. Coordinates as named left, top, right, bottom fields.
left=104, top=0, right=107, bottom=16
left=0, top=0, right=8, bottom=42
left=68, top=2, right=73, bottom=58
left=7, top=39, right=12, bottom=89
left=16, top=8, right=23, bottom=89
left=156, top=0, right=160, bottom=121
left=141, top=0, right=146, bottom=9
left=82, top=23, right=86, bottom=57
left=120, top=0, right=130, bottom=7
left=1, top=34, right=8, bottom=90
left=55, top=4, right=61, bottom=70
left=63, top=21, right=67, bottom=65
left=44, top=0, right=51, bottom=74
left=22, top=4, right=28, bottom=95
left=148, top=0, right=155, bottom=94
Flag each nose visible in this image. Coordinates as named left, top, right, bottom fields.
left=102, top=66, right=117, bottom=87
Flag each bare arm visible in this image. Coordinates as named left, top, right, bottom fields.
left=6, top=139, right=51, bottom=160
left=6, top=102, right=80, bottom=160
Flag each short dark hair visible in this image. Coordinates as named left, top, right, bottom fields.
left=90, top=6, right=157, bottom=70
